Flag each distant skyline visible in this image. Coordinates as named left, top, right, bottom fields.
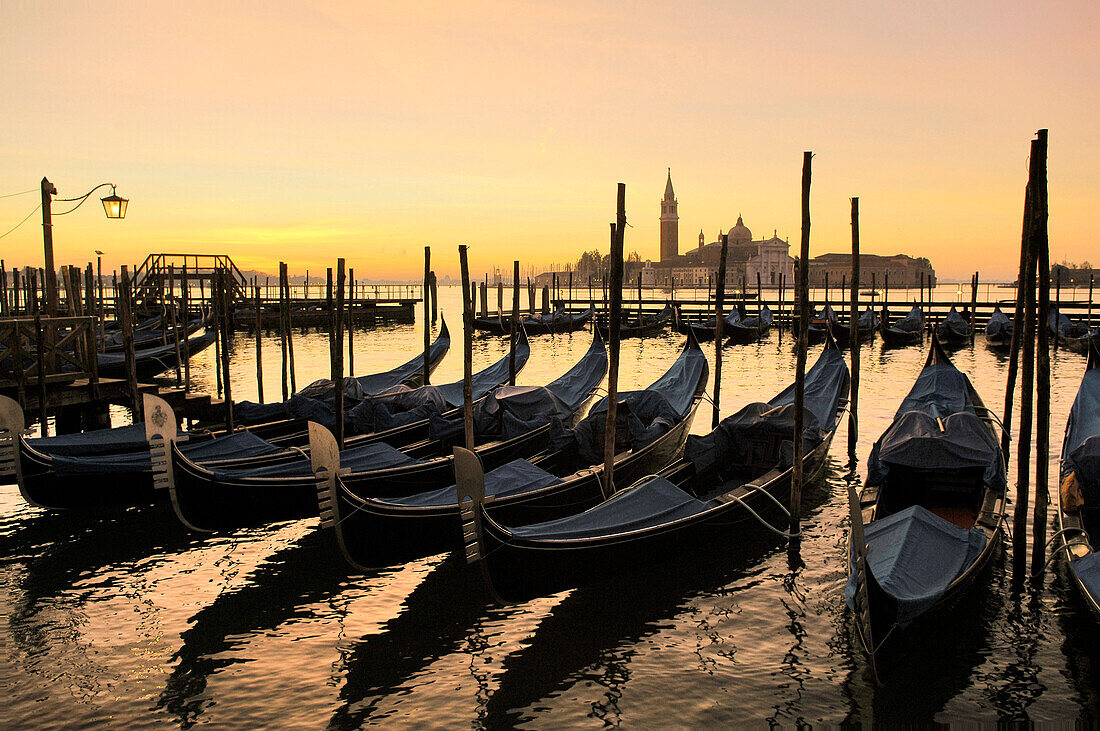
left=1, top=1, right=1095, bottom=281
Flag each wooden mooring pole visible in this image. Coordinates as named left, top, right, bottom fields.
left=254, top=283, right=264, bottom=403
left=119, top=266, right=140, bottom=419
left=790, top=151, right=812, bottom=538
left=1012, top=133, right=1043, bottom=578
left=459, top=246, right=475, bottom=452
left=1031, top=129, right=1051, bottom=579
left=423, top=247, right=431, bottom=385
left=333, top=259, right=346, bottom=448
left=278, top=262, right=289, bottom=401
left=603, top=184, right=626, bottom=498
left=510, top=260, right=519, bottom=385
left=347, top=270, right=354, bottom=377
left=849, top=197, right=860, bottom=460
left=712, top=234, right=729, bottom=429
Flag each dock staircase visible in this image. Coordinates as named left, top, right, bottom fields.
left=131, top=254, right=247, bottom=303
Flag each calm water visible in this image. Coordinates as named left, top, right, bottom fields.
left=2, top=285, right=1098, bottom=727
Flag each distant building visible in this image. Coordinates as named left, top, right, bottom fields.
left=660, top=169, right=679, bottom=262
left=804, top=253, right=935, bottom=288
left=1051, top=264, right=1098, bottom=287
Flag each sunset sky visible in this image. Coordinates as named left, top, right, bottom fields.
left=1, top=1, right=1095, bottom=281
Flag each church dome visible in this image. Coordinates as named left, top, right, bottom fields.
left=728, top=216, right=752, bottom=243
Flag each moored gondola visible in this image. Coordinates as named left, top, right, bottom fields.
left=847, top=334, right=1006, bottom=669
left=725, top=305, right=774, bottom=344
left=983, top=306, right=1013, bottom=350
left=674, top=308, right=742, bottom=342
left=456, top=333, right=847, bottom=602
left=801, top=304, right=838, bottom=345
left=597, top=302, right=672, bottom=339
left=163, top=330, right=596, bottom=531
left=1050, top=309, right=1098, bottom=355
left=833, top=307, right=878, bottom=343
left=311, top=332, right=708, bottom=571
left=1, top=323, right=478, bottom=511
left=97, top=328, right=217, bottom=380
left=934, top=305, right=973, bottom=346
left=879, top=304, right=924, bottom=347
left=1053, top=340, right=1100, bottom=619
left=234, top=319, right=452, bottom=425
left=0, top=394, right=285, bottom=509
left=472, top=307, right=593, bottom=335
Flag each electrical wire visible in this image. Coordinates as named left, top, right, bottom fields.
left=0, top=188, right=37, bottom=199
left=0, top=203, right=42, bottom=240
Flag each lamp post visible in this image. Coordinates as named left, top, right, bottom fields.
left=40, top=177, right=127, bottom=315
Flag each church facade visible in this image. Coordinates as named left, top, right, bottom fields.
left=652, top=170, right=795, bottom=289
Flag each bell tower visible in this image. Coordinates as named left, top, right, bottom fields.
left=660, top=168, right=679, bottom=262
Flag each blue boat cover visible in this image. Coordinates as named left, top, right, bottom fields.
left=1071, top=551, right=1100, bottom=607
left=725, top=305, right=771, bottom=335
left=868, top=359, right=1005, bottom=490
left=349, top=385, right=451, bottom=433
left=431, top=331, right=607, bottom=440
left=207, top=441, right=418, bottom=480
left=685, top=345, right=849, bottom=473
left=887, top=305, right=923, bottom=334
left=845, top=504, right=987, bottom=627
left=853, top=308, right=879, bottom=330
left=28, top=423, right=178, bottom=457
left=816, top=305, right=838, bottom=323
left=382, top=458, right=563, bottom=508
left=937, top=306, right=970, bottom=337
left=550, top=340, right=706, bottom=465
left=1063, top=367, right=1100, bottom=497
left=985, top=307, right=1012, bottom=338
left=509, top=475, right=710, bottom=541
left=48, top=430, right=281, bottom=475
left=434, top=330, right=531, bottom=409
left=1049, top=310, right=1088, bottom=337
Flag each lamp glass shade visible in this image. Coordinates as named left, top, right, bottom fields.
left=101, top=194, right=128, bottom=219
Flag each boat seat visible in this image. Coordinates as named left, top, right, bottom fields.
left=929, top=504, right=977, bottom=529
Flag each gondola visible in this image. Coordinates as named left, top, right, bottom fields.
left=311, top=332, right=708, bottom=571
left=160, top=330, right=598, bottom=531
left=1, top=324, right=495, bottom=510
left=472, top=308, right=593, bottom=335
left=846, top=334, right=1006, bottom=670
left=1053, top=340, right=1100, bottom=619
left=97, top=328, right=218, bottom=380
left=674, top=307, right=742, bottom=342
left=1050, top=309, right=1097, bottom=355
left=100, top=317, right=207, bottom=352
left=725, top=305, right=774, bottom=344
left=879, top=304, right=924, bottom=347
left=235, top=319, right=451, bottom=424
left=0, top=394, right=284, bottom=509
left=597, top=303, right=672, bottom=339
left=456, top=333, right=847, bottom=602
left=983, top=307, right=1013, bottom=350
left=833, top=308, right=878, bottom=343
left=934, top=306, right=972, bottom=346
left=801, top=304, right=838, bottom=345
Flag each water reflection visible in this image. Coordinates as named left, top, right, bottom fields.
left=329, top=555, right=494, bottom=728
left=156, top=527, right=347, bottom=726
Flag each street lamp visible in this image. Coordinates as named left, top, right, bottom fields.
left=40, top=177, right=128, bottom=315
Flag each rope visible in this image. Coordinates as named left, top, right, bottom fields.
left=0, top=203, right=41, bottom=240
left=0, top=188, right=37, bottom=199
left=722, top=491, right=800, bottom=539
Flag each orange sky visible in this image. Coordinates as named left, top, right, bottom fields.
left=1, top=1, right=1095, bottom=281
